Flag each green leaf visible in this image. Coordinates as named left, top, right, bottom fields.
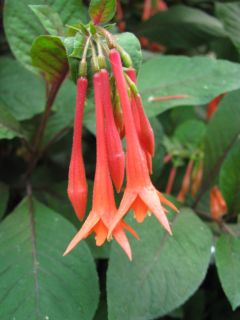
left=0, top=57, right=45, bottom=121
left=0, top=183, right=9, bottom=221
left=174, top=120, right=206, bottom=147
left=216, top=2, right=240, bottom=56
left=29, top=5, right=64, bottom=36
left=107, top=208, right=212, bottom=319
left=202, top=91, right=240, bottom=193
left=0, top=104, right=26, bottom=140
left=216, top=235, right=240, bottom=310
left=137, top=5, right=226, bottom=49
left=0, top=197, right=99, bottom=319
left=220, top=142, right=240, bottom=215
left=31, top=35, right=68, bottom=83
left=89, top=0, right=116, bottom=24
left=137, top=56, right=240, bottom=118
left=34, top=177, right=110, bottom=259
left=4, top=0, right=87, bottom=72
left=116, top=32, right=142, bottom=73
left=70, top=33, right=85, bottom=58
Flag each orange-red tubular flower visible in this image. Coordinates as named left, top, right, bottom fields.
left=210, top=186, right=227, bottom=221
left=108, top=49, right=177, bottom=235
left=64, top=72, right=138, bottom=260
left=100, top=69, right=125, bottom=192
left=67, top=77, right=88, bottom=220
left=177, top=160, right=193, bottom=203
left=126, top=68, right=155, bottom=173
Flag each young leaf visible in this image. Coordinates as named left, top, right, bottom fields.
left=0, top=197, right=100, bottom=319
left=89, top=0, right=116, bottom=24
left=216, top=235, right=240, bottom=310
left=31, top=35, right=68, bottom=83
left=29, top=5, right=64, bottom=36
left=0, top=57, right=45, bottom=121
left=4, top=0, right=87, bottom=72
left=137, top=56, right=240, bottom=118
left=220, top=142, right=240, bottom=215
left=107, top=208, right=212, bottom=319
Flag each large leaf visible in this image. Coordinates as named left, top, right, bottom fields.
left=29, top=5, right=64, bottom=36
left=0, top=197, right=99, bottom=319
left=0, top=104, right=26, bottom=140
left=4, top=0, right=87, bottom=72
left=200, top=91, right=240, bottom=198
left=137, top=56, right=240, bottom=118
left=216, top=2, right=240, bottom=55
left=0, top=57, right=45, bottom=120
left=220, top=142, right=240, bottom=215
left=0, top=182, right=9, bottom=221
left=216, top=235, right=240, bottom=310
left=31, top=35, right=68, bottom=83
left=89, top=0, right=116, bottom=24
left=137, top=5, right=226, bottom=49
left=107, top=208, right=212, bottom=319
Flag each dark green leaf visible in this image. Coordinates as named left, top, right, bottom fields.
left=174, top=120, right=206, bottom=147
left=202, top=90, right=240, bottom=192
left=0, top=197, right=99, bottom=319
left=137, top=56, right=240, bottom=118
left=4, top=0, right=87, bottom=72
left=34, top=178, right=110, bottom=259
left=107, top=208, right=212, bottom=319
left=0, top=57, right=45, bottom=121
left=0, top=183, right=9, bottom=221
left=220, top=142, right=240, bottom=215
left=31, top=35, right=68, bottom=83
left=216, top=2, right=240, bottom=56
left=216, top=235, right=240, bottom=310
left=137, top=5, right=226, bottom=49
left=29, top=5, right=64, bottom=36
left=89, top=0, right=116, bottom=24
left=0, top=104, right=26, bottom=140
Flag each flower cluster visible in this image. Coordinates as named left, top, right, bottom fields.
left=64, top=29, right=178, bottom=260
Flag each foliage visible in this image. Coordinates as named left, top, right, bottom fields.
left=1, top=0, right=240, bottom=319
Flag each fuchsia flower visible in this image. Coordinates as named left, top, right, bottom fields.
left=64, top=72, right=138, bottom=260
left=108, top=49, right=177, bottom=235
left=100, top=69, right=125, bottom=192
left=65, top=32, right=178, bottom=260
left=67, top=77, right=88, bottom=220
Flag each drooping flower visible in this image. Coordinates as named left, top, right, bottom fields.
left=108, top=49, right=177, bottom=235
left=67, top=77, right=88, bottom=220
left=64, top=72, right=138, bottom=260
left=210, top=186, right=227, bottom=221
left=100, top=69, right=125, bottom=192
left=177, top=160, right=193, bottom=202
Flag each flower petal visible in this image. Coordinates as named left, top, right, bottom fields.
left=63, top=211, right=100, bottom=256
left=108, top=191, right=137, bottom=237
left=139, top=186, right=172, bottom=235
left=113, top=226, right=132, bottom=260
left=132, top=196, right=148, bottom=223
